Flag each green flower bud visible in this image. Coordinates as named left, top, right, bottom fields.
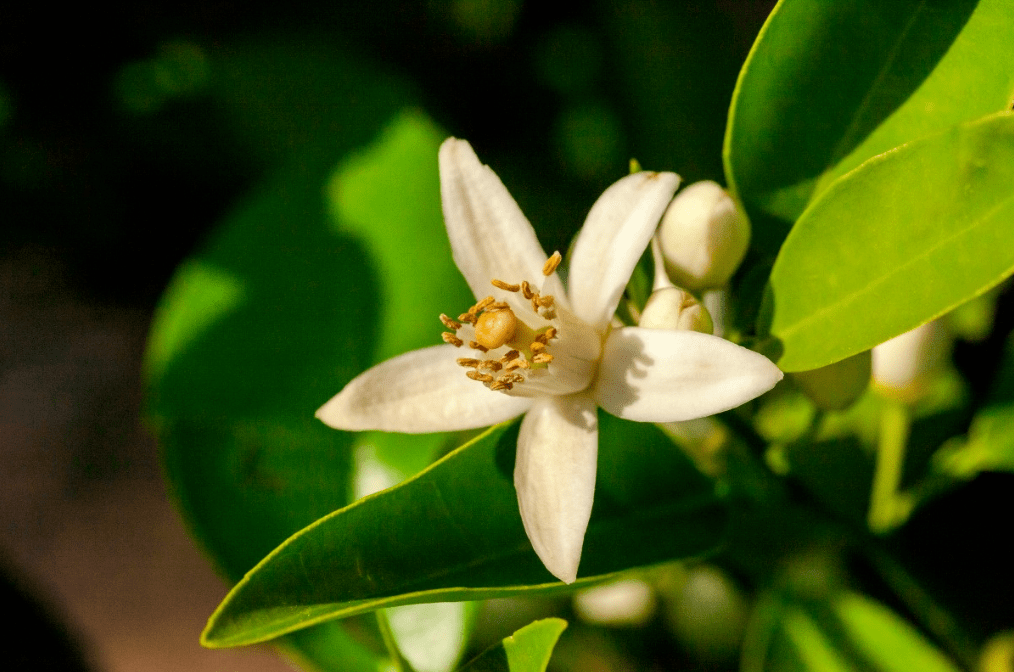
left=658, top=180, right=749, bottom=291
left=639, top=287, right=714, bottom=334
left=791, top=350, right=871, bottom=411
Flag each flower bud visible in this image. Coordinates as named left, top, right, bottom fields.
left=872, top=319, right=950, bottom=402
left=791, top=350, right=871, bottom=411
left=658, top=180, right=749, bottom=291
left=639, top=287, right=713, bottom=334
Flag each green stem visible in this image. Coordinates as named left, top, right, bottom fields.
left=867, top=399, right=911, bottom=534
left=375, top=609, right=411, bottom=672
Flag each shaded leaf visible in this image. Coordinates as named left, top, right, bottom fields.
left=458, top=618, right=567, bottom=672
left=202, top=415, right=727, bottom=647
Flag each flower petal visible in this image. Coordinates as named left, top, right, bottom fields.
left=439, top=138, right=549, bottom=298
left=316, top=345, right=532, bottom=433
left=514, top=393, right=598, bottom=584
left=593, top=327, right=783, bottom=422
left=567, top=171, right=680, bottom=331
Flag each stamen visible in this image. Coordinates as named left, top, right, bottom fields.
left=489, top=380, right=512, bottom=391
left=491, top=279, right=520, bottom=292
left=544, top=327, right=558, bottom=340
left=440, top=314, right=462, bottom=330
left=474, top=296, right=495, bottom=312
left=537, top=295, right=555, bottom=308
left=501, top=350, right=520, bottom=362
left=456, top=358, right=480, bottom=367
left=530, top=341, right=546, bottom=353
left=543, top=251, right=562, bottom=276
left=458, top=312, right=477, bottom=324
left=469, top=341, right=490, bottom=353
left=532, top=352, right=554, bottom=364
left=478, top=360, right=503, bottom=372
left=520, top=281, right=534, bottom=299
left=466, top=371, right=494, bottom=383
left=442, top=332, right=464, bottom=347
left=488, top=301, right=510, bottom=311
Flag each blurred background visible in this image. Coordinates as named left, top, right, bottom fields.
left=5, top=1, right=1008, bottom=671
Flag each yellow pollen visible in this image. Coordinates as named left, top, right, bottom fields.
left=468, top=341, right=489, bottom=352
left=537, top=295, right=555, bottom=308
left=532, top=352, right=554, bottom=364
left=478, top=360, right=503, bottom=372
left=440, top=313, right=462, bottom=330
left=544, top=327, right=558, bottom=340
left=458, top=312, right=476, bottom=324
left=456, top=358, right=480, bottom=367
left=530, top=341, right=546, bottom=353
left=442, top=332, right=464, bottom=347
left=473, top=296, right=495, bottom=312
left=520, top=281, right=534, bottom=299
left=501, top=349, right=520, bottom=362
left=491, top=279, right=520, bottom=292
left=543, top=251, right=562, bottom=276
left=474, top=307, right=518, bottom=350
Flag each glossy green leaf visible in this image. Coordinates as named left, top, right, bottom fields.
left=387, top=602, right=474, bottom=672
left=768, top=112, right=1014, bottom=372
left=746, top=590, right=960, bottom=672
left=145, top=41, right=472, bottom=671
left=458, top=618, right=567, bottom=672
left=725, top=0, right=1014, bottom=248
left=202, top=414, right=727, bottom=648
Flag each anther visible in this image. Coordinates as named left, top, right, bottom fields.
left=544, top=327, right=558, bottom=340
left=469, top=341, right=490, bottom=353
left=442, top=332, right=464, bottom=347
left=466, top=371, right=494, bottom=383
left=440, top=314, right=462, bottom=330
left=532, top=353, right=554, bottom=364
left=478, top=360, right=503, bottom=372
left=488, top=301, right=510, bottom=311
left=489, top=380, right=512, bottom=391
left=530, top=341, right=546, bottom=353
left=543, top=251, right=562, bottom=276
left=474, top=296, right=495, bottom=312
left=491, top=279, right=520, bottom=292
left=458, top=312, right=477, bottom=324
left=501, top=349, right=520, bottom=362
left=456, top=358, right=481, bottom=367
left=521, top=281, right=534, bottom=299
left=537, top=295, right=555, bottom=308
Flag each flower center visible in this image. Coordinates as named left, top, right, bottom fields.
left=439, top=252, right=563, bottom=393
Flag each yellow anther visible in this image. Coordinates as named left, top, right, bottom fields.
left=469, top=341, right=490, bottom=353
left=466, top=371, right=495, bottom=383
left=458, top=312, right=476, bottom=324
left=544, top=327, right=558, bottom=340
left=489, top=380, right=513, bottom=391
left=530, top=341, right=546, bottom=353
left=456, top=358, right=481, bottom=367
left=474, top=307, right=518, bottom=350
left=491, top=279, right=520, bottom=292
left=442, top=332, right=464, bottom=347
left=520, top=281, right=534, bottom=299
left=543, top=251, right=562, bottom=276
left=474, top=296, right=495, bottom=312
left=440, top=314, right=462, bottom=330
left=478, top=360, right=503, bottom=372
left=488, top=301, right=510, bottom=311
left=532, top=352, right=554, bottom=364
left=501, top=349, right=520, bottom=362
left=537, top=295, right=555, bottom=308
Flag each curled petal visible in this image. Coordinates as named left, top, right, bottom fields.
left=514, top=394, right=598, bottom=584
left=439, top=139, right=550, bottom=298
left=316, top=345, right=532, bottom=433
left=593, top=327, right=783, bottom=422
left=567, top=171, right=680, bottom=331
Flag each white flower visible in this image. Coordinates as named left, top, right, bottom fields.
left=316, top=139, right=783, bottom=583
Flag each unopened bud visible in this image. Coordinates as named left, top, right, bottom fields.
left=658, top=181, right=749, bottom=291
left=791, top=350, right=871, bottom=411
left=639, top=287, right=713, bottom=334
left=872, top=320, right=950, bottom=402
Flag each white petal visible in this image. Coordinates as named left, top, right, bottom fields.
left=439, top=138, right=550, bottom=298
left=593, top=327, right=782, bottom=422
left=316, top=345, right=532, bottom=433
left=567, top=171, right=680, bottom=331
left=514, top=394, right=598, bottom=584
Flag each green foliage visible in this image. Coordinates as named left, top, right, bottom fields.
left=458, top=618, right=567, bottom=672
left=201, top=416, right=727, bottom=647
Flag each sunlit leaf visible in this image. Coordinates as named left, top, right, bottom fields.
left=768, top=112, right=1014, bottom=372
left=201, top=415, right=727, bottom=648
left=725, top=0, right=1014, bottom=250
left=458, top=618, right=567, bottom=672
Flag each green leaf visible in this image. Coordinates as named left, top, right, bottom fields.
left=387, top=602, right=475, bottom=672
left=201, top=415, right=727, bottom=648
left=768, top=112, right=1014, bottom=372
left=145, top=42, right=471, bottom=670
left=457, top=618, right=567, bottom=672
left=725, top=0, right=1014, bottom=249
left=745, top=590, right=960, bottom=672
